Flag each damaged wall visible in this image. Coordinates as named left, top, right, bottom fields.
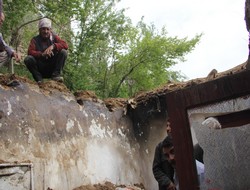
left=188, top=95, right=250, bottom=190
left=0, top=81, right=163, bottom=190
left=1, top=68, right=249, bottom=190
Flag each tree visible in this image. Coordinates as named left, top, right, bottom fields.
left=1, top=0, right=201, bottom=99
left=105, top=20, right=201, bottom=97
left=62, top=1, right=201, bottom=98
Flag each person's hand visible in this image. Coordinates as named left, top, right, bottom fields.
left=0, top=12, right=5, bottom=25
left=12, top=52, right=21, bottom=63
left=42, top=45, right=54, bottom=58
left=166, top=182, right=176, bottom=190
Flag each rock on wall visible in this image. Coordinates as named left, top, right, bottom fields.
left=0, top=81, right=158, bottom=190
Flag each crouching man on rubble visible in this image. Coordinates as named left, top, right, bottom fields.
left=24, top=18, right=68, bottom=84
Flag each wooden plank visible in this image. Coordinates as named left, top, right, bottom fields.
left=165, top=70, right=250, bottom=190
left=166, top=91, right=199, bottom=189
left=183, top=70, right=250, bottom=108
left=216, top=109, right=250, bottom=128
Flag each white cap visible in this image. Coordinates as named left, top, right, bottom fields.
left=38, top=18, right=52, bottom=29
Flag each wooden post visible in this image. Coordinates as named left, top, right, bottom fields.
left=8, top=58, right=14, bottom=74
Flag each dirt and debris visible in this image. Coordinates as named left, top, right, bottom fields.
left=128, top=61, right=248, bottom=105
left=0, top=73, right=70, bottom=93
left=74, top=91, right=129, bottom=112
left=74, top=90, right=100, bottom=104
left=0, top=61, right=248, bottom=112
left=72, top=181, right=145, bottom=190
left=103, top=98, right=128, bottom=112
left=0, top=73, right=129, bottom=112
left=0, top=73, right=31, bottom=86
left=37, top=80, right=70, bottom=93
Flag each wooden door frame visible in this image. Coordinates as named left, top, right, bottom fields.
left=165, top=69, right=250, bottom=189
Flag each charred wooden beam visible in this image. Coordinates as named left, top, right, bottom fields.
left=215, top=109, right=250, bottom=129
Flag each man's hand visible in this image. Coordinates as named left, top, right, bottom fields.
left=12, top=52, right=21, bottom=63
left=0, top=12, right=5, bottom=26
left=42, top=45, right=54, bottom=58
left=166, top=182, right=176, bottom=190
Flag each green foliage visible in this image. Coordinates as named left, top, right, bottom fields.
left=1, top=0, right=201, bottom=98
left=104, top=21, right=201, bottom=97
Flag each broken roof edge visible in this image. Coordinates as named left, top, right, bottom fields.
left=0, top=61, right=247, bottom=113
left=128, top=61, right=247, bottom=107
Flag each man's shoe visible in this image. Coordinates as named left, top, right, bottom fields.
left=37, top=80, right=43, bottom=84
left=52, top=76, right=64, bottom=82
left=7, top=79, right=20, bottom=87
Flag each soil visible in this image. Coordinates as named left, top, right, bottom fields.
left=0, top=74, right=70, bottom=93
left=0, top=74, right=127, bottom=111
left=0, top=61, right=246, bottom=111
left=71, top=181, right=145, bottom=190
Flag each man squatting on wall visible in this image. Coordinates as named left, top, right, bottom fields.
left=24, top=18, right=68, bottom=84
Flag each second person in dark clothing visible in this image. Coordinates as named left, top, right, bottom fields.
left=153, top=135, right=176, bottom=190
left=24, top=18, right=68, bottom=84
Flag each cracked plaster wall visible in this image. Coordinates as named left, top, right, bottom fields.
left=0, top=83, right=156, bottom=190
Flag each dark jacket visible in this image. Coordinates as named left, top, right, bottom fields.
left=0, top=33, right=14, bottom=57
left=152, top=136, right=175, bottom=190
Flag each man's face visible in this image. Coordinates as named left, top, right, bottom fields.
left=166, top=121, right=172, bottom=136
left=39, top=27, right=51, bottom=39
left=163, top=146, right=176, bottom=167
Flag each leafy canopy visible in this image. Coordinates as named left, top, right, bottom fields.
left=1, top=0, right=201, bottom=98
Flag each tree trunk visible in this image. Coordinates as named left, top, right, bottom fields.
left=245, top=0, right=250, bottom=31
